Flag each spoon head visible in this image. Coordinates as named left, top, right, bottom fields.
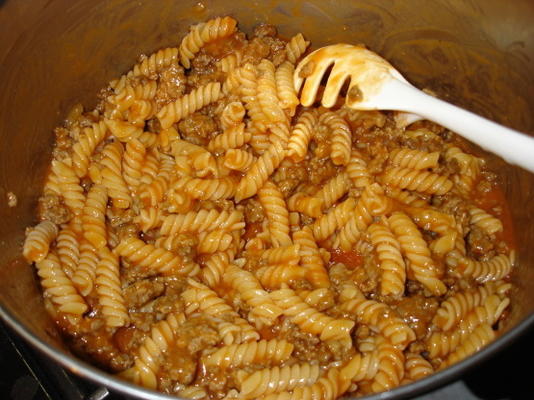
left=294, top=44, right=408, bottom=109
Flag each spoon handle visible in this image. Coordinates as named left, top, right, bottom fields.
left=385, top=79, right=534, bottom=173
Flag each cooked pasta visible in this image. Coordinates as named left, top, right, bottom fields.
left=115, top=237, right=199, bottom=276
left=389, top=211, right=447, bottom=296
left=55, top=226, right=80, bottom=278
left=157, top=82, right=222, bottom=129
left=286, top=110, right=318, bottom=162
left=368, top=221, right=406, bottom=297
left=275, top=61, right=299, bottom=115
left=25, top=18, right=517, bottom=399
left=95, top=247, right=129, bottom=327
left=271, top=288, right=354, bottom=347
left=128, top=47, right=179, bottom=78
left=72, top=121, right=108, bottom=178
left=23, top=220, right=58, bottom=263
left=285, top=32, right=310, bottom=64
left=237, top=363, right=321, bottom=399
left=319, top=111, right=352, bottom=166
left=202, top=339, right=293, bottom=369
left=257, top=181, right=292, bottom=247
left=36, top=252, right=87, bottom=315
left=381, top=166, right=453, bottom=195
left=81, top=184, right=108, bottom=249
left=179, top=16, right=237, bottom=69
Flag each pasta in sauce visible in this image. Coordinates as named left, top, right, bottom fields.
left=23, top=17, right=516, bottom=399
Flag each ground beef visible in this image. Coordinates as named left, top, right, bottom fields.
left=253, top=23, right=277, bottom=38
left=37, top=193, right=71, bottom=224
left=178, top=112, right=218, bottom=146
left=156, top=63, right=187, bottom=107
left=394, top=294, right=439, bottom=340
left=123, top=278, right=165, bottom=309
left=467, top=225, right=496, bottom=260
left=243, top=198, right=264, bottom=224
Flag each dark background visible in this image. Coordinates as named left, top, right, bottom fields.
left=1, top=320, right=532, bottom=400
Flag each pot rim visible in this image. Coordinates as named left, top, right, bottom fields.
left=1, top=304, right=533, bottom=399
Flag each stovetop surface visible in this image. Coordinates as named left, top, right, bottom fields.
left=1, top=320, right=532, bottom=400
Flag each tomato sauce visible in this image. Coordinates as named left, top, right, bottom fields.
left=328, top=248, right=363, bottom=270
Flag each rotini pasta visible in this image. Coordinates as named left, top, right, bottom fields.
left=26, top=17, right=517, bottom=400
left=157, top=81, right=222, bottom=129
left=23, top=220, right=58, bottom=263
left=179, top=16, right=237, bottom=69
left=36, top=252, right=87, bottom=315
left=389, top=212, right=447, bottom=296
left=202, top=339, right=293, bottom=369
left=271, top=288, right=354, bottom=347
left=258, top=181, right=292, bottom=247
left=95, top=247, right=129, bottom=327
left=237, top=362, right=321, bottom=399
left=381, top=166, right=453, bottom=195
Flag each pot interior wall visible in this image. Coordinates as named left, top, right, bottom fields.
left=0, top=0, right=533, bottom=394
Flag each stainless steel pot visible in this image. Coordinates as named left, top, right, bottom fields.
left=0, top=0, right=533, bottom=398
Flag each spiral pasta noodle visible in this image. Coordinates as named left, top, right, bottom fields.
left=55, top=226, right=80, bottom=278
left=368, top=221, right=406, bottom=297
left=224, top=265, right=283, bottom=327
left=388, top=148, right=440, bottom=170
left=115, top=237, right=199, bottom=276
left=235, top=139, right=286, bottom=202
left=81, top=184, right=108, bottom=249
left=271, top=288, right=354, bottom=346
left=468, top=207, right=503, bottom=235
left=237, top=362, right=321, bottom=399
left=200, top=251, right=233, bottom=288
left=128, top=312, right=186, bottom=389
left=432, top=283, right=500, bottom=331
left=439, top=323, right=495, bottom=369
left=312, top=197, right=357, bottom=242
left=36, top=252, right=88, bottom=315
left=256, top=264, right=306, bottom=289
left=314, top=172, right=351, bottom=210
left=286, top=110, right=318, bottom=162
left=23, top=220, right=59, bottom=263
left=223, top=148, right=255, bottom=171
left=258, top=59, right=287, bottom=124
left=129, top=47, right=179, bottom=78
left=202, top=339, right=294, bottom=369
left=51, top=159, right=86, bottom=215
left=71, top=241, right=99, bottom=296
left=157, top=81, right=222, bottom=129
left=160, top=209, right=244, bottom=235
left=100, top=141, right=132, bottom=209
left=275, top=61, right=299, bottom=115
left=382, top=166, right=453, bottom=195
left=347, top=149, right=372, bottom=189
left=287, top=192, right=324, bottom=218
left=389, top=211, right=446, bottom=296
left=340, top=295, right=415, bottom=350
left=258, top=181, right=292, bottom=247
left=293, top=226, right=330, bottom=288
left=285, top=32, right=310, bottom=64
left=95, top=247, right=129, bottom=327
left=122, top=138, right=146, bottom=192
left=72, top=121, right=108, bottom=178
left=427, top=294, right=508, bottom=358
left=458, top=253, right=513, bottom=282
left=179, top=16, right=237, bottom=69
left=220, top=101, right=246, bottom=130
left=319, top=111, right=351, bottom=166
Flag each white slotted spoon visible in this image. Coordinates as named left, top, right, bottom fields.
left=294, top=43, right=534, bottom=173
